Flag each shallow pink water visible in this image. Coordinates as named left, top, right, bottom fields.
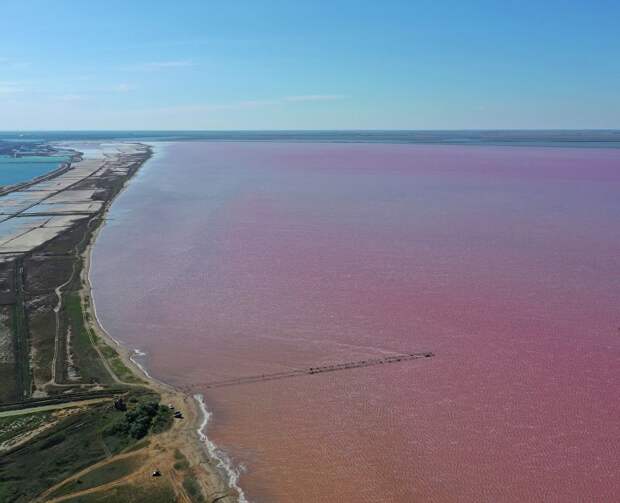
left=92, top=142, right=620, bottom=502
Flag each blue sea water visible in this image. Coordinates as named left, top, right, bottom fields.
left=0, top=155, right=69, bottom=186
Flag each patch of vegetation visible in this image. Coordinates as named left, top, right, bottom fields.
left=104, top=397, right=172, bottom=441
left=0, top=390, right=166, bottom=502
left=0, top=305, right=19, bottom=402
left=0, top=404, right=112, bottom=502
left=0, top=411, right=51, bottom=443
left=60, top=480, right=176, bottom=503
left=183, top=476, right=205, bottom=503
left=48, top=454, right=144, bottom=498
left=123, top=438, right=150, bottom=454
left=23, top=255, right=74, bottom=294
left=11, top=260, right=31, bottom=399
left=61, top=292, right=113, bottom=385
left=40, top=222, right=88, bottom=257
left=98, top=343, right=145, bottom=384
left=0, top=363, right=18, bottom=402
left=26, top=297, right=56, bottom=387
left=152, top=405, right=173, bottom=433
left=173, top=449, right=190, bottom=471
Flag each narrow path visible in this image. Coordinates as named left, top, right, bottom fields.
left=80, top=216, right=124, bottom=386
left=47, top=213, right=108, bottom=388
left=46, top=260, right=77, bottom=387
left=39, top=451, right=144, bottom=502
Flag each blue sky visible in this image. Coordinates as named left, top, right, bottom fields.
left=1, top=0, right=619, bottom=130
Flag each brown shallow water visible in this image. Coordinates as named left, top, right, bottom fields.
left=92, top=141, right=620, bottom=502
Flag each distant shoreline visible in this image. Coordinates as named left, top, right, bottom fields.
left=3, top=129, right=620, bottom=149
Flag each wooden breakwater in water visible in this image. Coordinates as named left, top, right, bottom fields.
left=190, top=352, right=434, bottom=390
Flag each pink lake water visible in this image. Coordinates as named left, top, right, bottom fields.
left=91, top=142, right=620, bottom=502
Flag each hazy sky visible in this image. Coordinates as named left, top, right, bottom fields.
left=1, top=0, right=619, bottom=130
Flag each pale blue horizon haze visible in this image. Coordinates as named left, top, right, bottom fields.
left=1, top=0, right=619, bottom=130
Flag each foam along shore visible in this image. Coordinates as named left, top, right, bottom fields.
left=195, top=393, right=249, bottom=503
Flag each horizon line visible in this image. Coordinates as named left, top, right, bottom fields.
left=2, top=128, right=620, bottom=133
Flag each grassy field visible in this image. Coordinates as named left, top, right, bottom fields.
left=0, top=305, right=18, bottom=402
left=0, top=405, right=111, bottom=502
left=173, top=448, right=190, bottom=471
left=0, top=363, right=18, bottom=403
left=11, top=259, right=31, bottom=399
left=183, top=475, right=206, bottom=503
left=26, top=293, right=56, bottom=387
left=0, top=390, right=170, bottom=502
left=122, top=438, right=150, bottom=454
left=60, top=480, right=177, bottom=503
left=62, top=292, right=113, bottom=385
left=173, top=449, right=207, bottom=502
left=0, top=410, right=51, bottom=444
left=48, top=454, right=144, bottom=498
left=95, top=332, right=145, bottom=385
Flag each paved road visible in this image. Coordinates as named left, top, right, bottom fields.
left=0, top=398, right=110, bottom=418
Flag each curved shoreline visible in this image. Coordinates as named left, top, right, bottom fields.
left=194, top=394, right=249, bottom=503
left=82, top=143, right=242, bottom=502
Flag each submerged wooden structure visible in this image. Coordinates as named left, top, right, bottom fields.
left=193, top=351, right=435, bottom=390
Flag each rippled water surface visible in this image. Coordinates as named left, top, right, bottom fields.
left=92, top=142, right=620, bottom=502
